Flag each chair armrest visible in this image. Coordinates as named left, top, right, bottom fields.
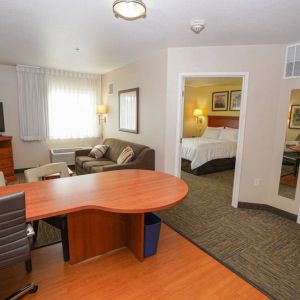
left=27, top=223, right=35, bottom=238
left=75, top=148, right=92, bottom=158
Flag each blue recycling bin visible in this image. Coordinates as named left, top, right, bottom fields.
left=144, top=213, right=162, bottom=257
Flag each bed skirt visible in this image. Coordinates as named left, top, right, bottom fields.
left=181, top=157, right=236, bottom=176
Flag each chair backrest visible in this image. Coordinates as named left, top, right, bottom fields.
left=0, top=171, right=6, bottom=187
left=24, top=162, right=70, bottom=183
left=0, top=192, right=30, bottom=269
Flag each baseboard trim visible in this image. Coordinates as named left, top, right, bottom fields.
left=238, top=202, right=297, bottom=222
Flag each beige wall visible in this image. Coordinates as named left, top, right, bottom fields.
left=164, top=45, right=300, bottom=214
left=101, top=50, right=168, bottom=171
left=183, top=83, right=242, bottom=138
left=183, top=86, right=199, bottom=137
left=0, top=64, right=99, bottom=169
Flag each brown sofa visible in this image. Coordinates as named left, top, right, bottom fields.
left=75, top=138, right=155, bottom=175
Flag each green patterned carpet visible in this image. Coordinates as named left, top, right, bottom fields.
left=159, top=171, right=300, bottom=300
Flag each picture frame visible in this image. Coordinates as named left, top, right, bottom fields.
left=119, top=88, right=139, bottom=134
left=230, top=90, right=242, bottom=111
left=212, top=91, right=229, bottom=111
left=289, top=105, right=300, bottom=129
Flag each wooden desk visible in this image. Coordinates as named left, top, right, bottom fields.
left=0, top=170, right=188, bottom=264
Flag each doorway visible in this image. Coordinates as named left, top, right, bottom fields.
left=175, top=72, right=249, bottom=208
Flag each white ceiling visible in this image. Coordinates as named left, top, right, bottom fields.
left=0, top=0, right=299, bottom=74
left=185, top=77, right=243, bottom=88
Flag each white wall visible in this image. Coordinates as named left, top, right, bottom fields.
left=101, top=50, right=168, bottom=171
left=164, top=45, right=300, bottom=212
left=0, top=64, right=100, bottom=169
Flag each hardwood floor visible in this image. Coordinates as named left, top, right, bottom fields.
left=0, top=225, right=268, bottom=300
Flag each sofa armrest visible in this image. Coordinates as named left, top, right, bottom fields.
left=75, top=148, right=92, bottom=158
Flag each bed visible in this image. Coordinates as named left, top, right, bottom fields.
left=181, top=116, right=239, bottom=175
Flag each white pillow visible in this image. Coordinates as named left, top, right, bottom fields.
left=219, top=128, right=238, bottom=142
left=202, top=127, right=222, bottom=139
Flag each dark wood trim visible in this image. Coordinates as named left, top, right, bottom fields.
left=14, top=168, right=28, bottom=173
left=118, top=87, right=139, bottom=134
left=212, top=91, right=229, bottom=111
left=208, top=115, right=239, bottom=129
left=238, top=202, right=298, bottom=222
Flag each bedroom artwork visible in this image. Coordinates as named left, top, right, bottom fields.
left=289, top=105, right=300, bottom=129
left=212, top=91, right=229, bottom=111
left=230, top=90, right=241, bottom=111
left=119, top=88, right=139, bottom=134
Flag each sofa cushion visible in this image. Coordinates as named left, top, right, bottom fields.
left=117, top=146, right=134, bottom=165
left=76, top=156, right=96, bottom=167
left=89, top=144, right=109, bottom=159
left=103, top=138, right=147, bottom=162
left=82, top=159, right=115, bottom=173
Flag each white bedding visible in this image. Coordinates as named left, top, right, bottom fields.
left=181, top=137, right=237, bottom=170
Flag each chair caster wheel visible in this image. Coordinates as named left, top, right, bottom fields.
left=30, top=285, right=38, bottom=294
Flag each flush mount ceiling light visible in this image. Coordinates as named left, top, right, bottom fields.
left=113, top=0, right=146, bottom=20
left=190, top=20, right=206, bottom=34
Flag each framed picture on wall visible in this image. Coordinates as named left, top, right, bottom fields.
left=230, top=90, right=242, bottom=111
left=289, top=105, right=300, bottom=129
left=212, top=91, right=229, bottom=111
left=119, top=88, right=139, bottom=134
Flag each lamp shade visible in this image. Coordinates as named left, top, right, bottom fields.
left=96, top=104, right=108, bottom=115
left=193, top=109, right=204, bottom=117
left=113, top=0, right=146, bottom=20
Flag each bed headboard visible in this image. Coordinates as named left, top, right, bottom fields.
left=207, top=116, right=239, bottom=129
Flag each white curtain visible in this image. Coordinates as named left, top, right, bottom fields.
left=47, top=69, right=100, bottom=139
left=17, top=66, right=100, bottom=141
left=17, top=66, right=48, bottom=141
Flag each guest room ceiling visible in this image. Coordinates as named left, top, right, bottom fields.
left=0, top=0, right=299, bottom=73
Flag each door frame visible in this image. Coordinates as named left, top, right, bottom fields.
left=175, top=72, right=249, bottom=208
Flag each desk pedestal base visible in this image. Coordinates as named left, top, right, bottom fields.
left=67, top=210, right=144, bottom=264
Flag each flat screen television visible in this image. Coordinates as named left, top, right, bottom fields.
left=0, top=102, right=5, bottom=134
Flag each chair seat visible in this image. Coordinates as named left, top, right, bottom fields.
left=75, top=156, right=96, bottom=167
left=82, top=159, right=115, bottom=173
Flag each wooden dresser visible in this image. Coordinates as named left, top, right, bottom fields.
left=0, top=136, right=16, bottom=182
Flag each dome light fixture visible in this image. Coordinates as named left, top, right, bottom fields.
left=113, top=0, right=146, bottom=20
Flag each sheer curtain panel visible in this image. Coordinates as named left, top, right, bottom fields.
left=16, top=66, right=101, bottom=140
left=46, top=69, right=100, bottom=139
left=16, top=66, right=48, bottom=141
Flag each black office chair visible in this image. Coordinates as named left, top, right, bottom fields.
left=0, top=192, right=38, bottom=299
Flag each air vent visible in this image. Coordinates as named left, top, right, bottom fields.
left=284, top=43, right=300, bottom=78
left=108, top=82, right=114, bottom=95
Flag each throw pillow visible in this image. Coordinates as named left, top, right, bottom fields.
left=117, top=146, right=134, bottom=165
left=89, top=145, right=109, bottom=159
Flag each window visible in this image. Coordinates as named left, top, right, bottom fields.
left=16, top=66, right=100, bottom=141
left=47, top=75, right=100, bottom=139
left=285, top=43, right=300, bottom=78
